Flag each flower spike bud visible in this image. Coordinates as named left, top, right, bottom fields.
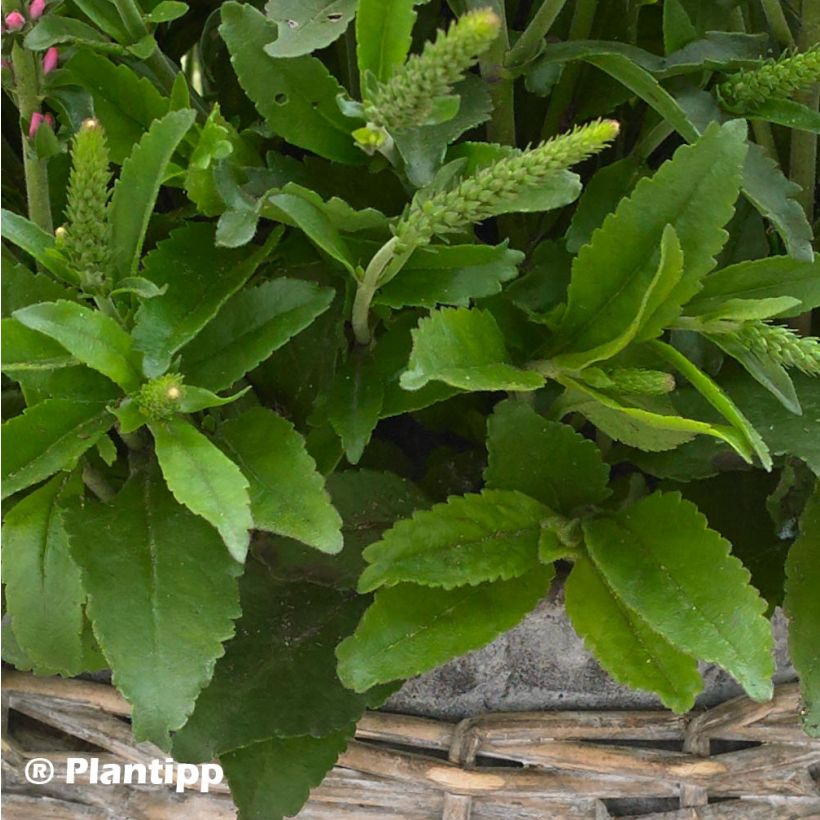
left=5, top=11, right=25, bottom=31
left=362, top=8, right=501, bottom=134
left=394, top=119, right=619, bottom=251
left=62, top=118, right=113, bottom=288
left=718, top=46, right=820, bottom=111
left=29, top=0, right=46, bottom=20
left=137, top=374, right=186, bottom=420
left=735, top=322, right=820, bottom=376
left=42, top=46, right=59, bottom=74
left=28, top=111, right=46, bottom=138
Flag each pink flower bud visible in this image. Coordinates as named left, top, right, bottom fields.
left=44, top=112, right=54, bottom=128
left=29, top=0, right=46, bottom=20
left=42, top=46, right=58, bottom=74
left=4, top=11, right=25, bottom=31
left=28, top=111, right=45, bottom=138
left=1, top=58, right=11, bottom=70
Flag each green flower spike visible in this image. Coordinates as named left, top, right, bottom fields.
left=735, top=322, right=820, bottom=376
left=137, top=373, right=186, bottom=420
left=718, top=46, right=820, bottom=111
left=608, top=368, right=676, bottom=395
left=361, top=7, right=501, bottom=136
left=61, top=118, right=113, bottom=290
left=394, top=119, right=620, bottom=251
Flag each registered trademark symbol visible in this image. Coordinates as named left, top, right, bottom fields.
left=25, top=757, right=55, bottom=785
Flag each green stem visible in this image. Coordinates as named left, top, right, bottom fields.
left=82, top=463, right=116, bottom=502
left=541, top=0, right=598, bottom=138
left=760, top=0, right=796, bottom=49
left=507, top=0, right=569, bottom=68
left=11, top=43, right=53, bottom=235
left=352, top=237, right=402, bottom=345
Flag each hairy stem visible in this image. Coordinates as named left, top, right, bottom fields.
left=11, top=43, right=52, bottom=234
left=507, top=0, right=569, bottom=68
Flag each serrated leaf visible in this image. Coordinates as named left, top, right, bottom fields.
left=583, top=491, right=774, bottom=702
left=359, top=489, right=550, bottom=592
left=784, top=483, right=820, bottom=735
left=686, top=255, right=820, bottom=319
left=374, top=241, right=523, bottom=309
left=150, top=417, right=252, bottom=562
left=264, top=0, right=356, bottom=58
left=64, top=468, right=241, bottom=748
left=179, top=279, right=333, bottom=393
left=216, top=408, right=342, bottom=553
left=221, top=726, right=353, bottom=820
left=337, top=568, right=553, bottom=692
left=220, top=2, right=361, bottom=164
left=172, top=563, right=380, bottom=761
left=485, top=399, right=610, bottom=514
left=109, top=109, right=195, bottom=281
left=356, top=0, right=418, bottom=84
left=554, top=122, right=747, bottom=358
left=2, top=473, right=90, bottom=676
left=133, top=222, right=276, bottom=378
left=400, top=308, right=544, bottom=393
left=566, top=556, right=702, bottom=712
left=13, top=301, right=141, bottom=391
left=2, top=400, right=113, bottom=499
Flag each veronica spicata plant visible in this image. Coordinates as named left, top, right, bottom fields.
left=2, top=0, right=819, bottom=816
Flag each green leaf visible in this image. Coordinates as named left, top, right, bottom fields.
left=2, top=474, right=90, bottom=676
left=62, top=50, right=170, bottom=163
left=150, top=417, right=253, bottom=562
left=1, top=319, right=77, bottom=376
left=172, top=563, right=380, bottom=761
left=748, top=98, right=820, bottom=135
left=356, top=0, right=418, bottom=84
left=583, top=491, right=774, bottom=702
left=485, top=399, right=611, bottom=514
left=175, top=385, right=249, bottom=414
left=133, top=222, right=276, bottom=378
left=0, top=210, right=78, bottom=284
left=24, top=16, right=110, bottom=50
left=566, top=557, right=701, bottom=712
left=220, top=2, right=361, bottom=164
left=179, top=279, right=333, bottom=393
left=145, top=1, right=189, bottom=23
left=64, top=468, right=241, bottom=748
left=686, top=255, right=820, bottom=319
left=13, top=301, right=141, bottom=391
left=337, top=568, right=554, bottom=692
left=374, top=242, right=523, bottom=309
left=1, top=263, right=70, bottom=316
left=784, top=483, right=820, bottom=736
left=2, top=399, right=113, bottom=500
left=663, top=0, right=697, bottom=54
left=400, top=308, right=544, bottom=393
left=216, top=408, right=342, bottom=553
left=221, top=727, right=353, bottom=820
left=358, top=489, right=549, bottom=592
left=109, top=109, right=196, bottom=281
left=264, top=0, right=356, bottom=58
left=553, top=122, right=747, bottom=357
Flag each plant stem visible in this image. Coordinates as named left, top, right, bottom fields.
left=541, top=0, right=598, bottom=138
left=352, top=237, right=401, bottom=345
left=11, top=43, right=53, bottom=235
left=82, top=463, right=116, bottom=502
left=760, top=0, right=796, bottom=49
left=507, top=0, right=569, bottom=68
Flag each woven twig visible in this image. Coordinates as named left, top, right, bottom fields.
left=2, top=672, right=818, bottom=819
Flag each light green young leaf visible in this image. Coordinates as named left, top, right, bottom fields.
left=13, top=301, right=141, bottom=391
left=359, top=489, right=550, bottom=592
left=485, top=399, right=610, bottom=514
left=553, top=122, right=747, bottom=357
left=784, top=483, right=820, bottom=736
left=566, top=557, right=702, bottom=712
left=216, top=408, right=342, bottom=554
left=221, top=727, right=353, bottom=820
left=400, top=308, right=544, bottom=392
left=2, top=400, right=113, bottom=500
left=109, top=109, right=196, bottom=281
left=133, top=222, right=277, bottom=378
left=145, top=1, right=189, bottom=23
left=337, top=568, right=554, bottom=692
left=357, top=0, right=418, bottom=84
left=583, top=491, right=774, bottom=702
left=64, top=468, right=241, bottom=748
left=150, top=417, right=253, bottom=562
left=2, top=473, right=90, bottom=676
left=220, top=2, right=362, bottom=164
left=179, top=279, right=333, bottom=393
left=264, top=0, right=356, bottom=58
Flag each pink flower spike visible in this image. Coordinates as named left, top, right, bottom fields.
left=42, top=46, right=59, bottom=74
left=28, top=111, right=45, bottom=139
left=5, top=11, right=25, bottom=31
left=29, top=0, right=46, bottom=19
